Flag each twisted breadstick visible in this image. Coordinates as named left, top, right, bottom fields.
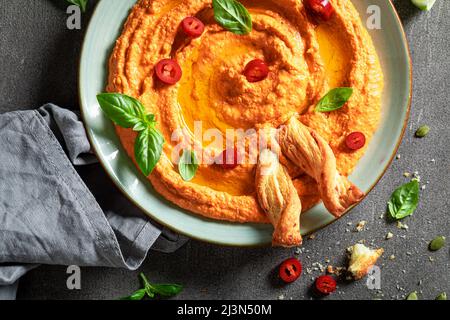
left=255, top=149, right=302, bottom=247
left=279, top=117, right=364, bottom=217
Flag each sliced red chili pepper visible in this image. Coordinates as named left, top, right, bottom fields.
left=243, top=59, right=269, bottom=83
left=345, top=132, right=366, bottom=150
left=181, top=17, right=205, bottom=38
left=304, top=0, right=335, bottom=21
left=217, top=147, right=239, bottom=170
left=279, top=258, right=302, bottom=283
left=155, top=59, right=182, bottom=85
left=315, top=275, right=337, bottom=295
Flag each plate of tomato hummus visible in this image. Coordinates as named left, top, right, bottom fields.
left=79, top=0, right=411, bottom=246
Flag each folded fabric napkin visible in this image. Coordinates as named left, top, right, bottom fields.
left=0, top=104, right=188, bottom=300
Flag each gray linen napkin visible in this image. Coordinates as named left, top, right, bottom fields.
left=0, top=104, right=188, bottom=300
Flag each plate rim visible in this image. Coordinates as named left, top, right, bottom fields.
left=78, top=0, right=412, bottom=247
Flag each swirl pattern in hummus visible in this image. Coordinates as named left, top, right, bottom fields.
left=107, top=0, right=383, bottom=224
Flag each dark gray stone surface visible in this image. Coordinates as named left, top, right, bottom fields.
left=0, top=0, right=448, bottom=300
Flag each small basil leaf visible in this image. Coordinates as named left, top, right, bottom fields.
left=315, top=87, right=354, bottom=112
left=178, top=149, right=199, bottom=182
left=146, top=114, right=156, bottom=124
left=66, top=0, right=88, bottom=12
left=120, top=288, right=146, bottom=300
left=133, top=120, right=148, bottom=132
left=97, top=93, right=146, bottom=128
left=213, top=0, right=252, bottom=35
left=150, top=284, right=183, bottom=297
left=387, top=180, right=420, bottom=220
left=134, top=126, right=165, bottom=176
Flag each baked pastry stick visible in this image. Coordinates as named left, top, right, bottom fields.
left=256, top=149, right=302, bottom=247
left=280, top=117, right=364, bottom=217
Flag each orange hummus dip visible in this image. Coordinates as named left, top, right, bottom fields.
left=107, top=0, right=383, bottom=224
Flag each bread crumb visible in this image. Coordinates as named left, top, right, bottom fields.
left=386, top=232, right=394, bottom=240
left=397, top=221, right=409, bottom=230
left=347, top=244, right=384, bottom=280
left=355, top=221, right=367, bottom=232
left=326, top=265, right=345, bottom=276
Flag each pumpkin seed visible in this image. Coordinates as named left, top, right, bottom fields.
left=406, top=291, right=419, bottom=300
left=429, top=236, right=446, bottom=251
left=415, top=125, right=430, bottom=138
left=411, top=0, right=437, bottom=11
left=436, top=292, right=447, bottom=300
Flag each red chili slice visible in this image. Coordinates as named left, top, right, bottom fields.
left=243, top=59, right=269, bottom=83
left=279, top=258, right=302, bottom=283
left=218, top=147, right=239, bottom=170
left=181, top=17, right=205, bottom=38
left=345, top=132, right=366, bottom=150
left=304, top=0, right=335, bottom=21
left=315, top=275, right=337, bottom=295
left=155, top=59, right=182, bottom=85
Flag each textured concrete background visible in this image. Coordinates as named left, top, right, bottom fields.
left=0, top=0, right=449, bottom=300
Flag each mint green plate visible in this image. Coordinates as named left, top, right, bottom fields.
left=79, top=0, right=411, bottom=246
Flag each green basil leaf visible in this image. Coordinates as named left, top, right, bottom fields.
left=66, top=0, right=88, bottom=12
left=134, top=126, right=165, bottom=176
left=138, top=273, right=182, bottom=298
left=315, top=87, right=354, bottom=112
left=387, top=180, right=420, bottom=220
left=97, top=93, right=147, bottom=128
left=119, top=273, right=182, bottom=300
left=132, top=120, right=148, bottom=132
left=178, top=149, right=199, bottom=182
left=213, top=0, right=252, bottom=35
left=146, top=114, right=156, bottom=123
left=149, top=284, right=183, bottom=297
left=120, top=288, right=146, bottom=300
